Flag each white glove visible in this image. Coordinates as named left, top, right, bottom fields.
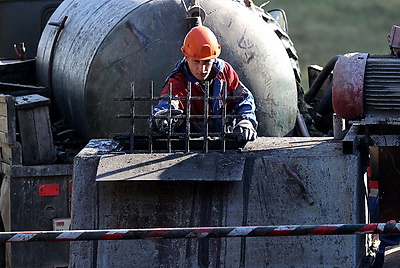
left=154, top=109, right=184, bottom=133
left=233, top=119, right=257, bottom=142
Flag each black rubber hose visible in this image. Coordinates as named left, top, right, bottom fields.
left=304, top=55, right=341, bottom=104
left=315, top=82, right=333, bottom=116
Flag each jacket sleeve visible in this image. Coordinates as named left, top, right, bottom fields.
left=153, top=76, right=186, bottom=114
left=225, top=63, right=258, bottom=129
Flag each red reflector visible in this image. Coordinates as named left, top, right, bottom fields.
left=38, top=184, right=60, bottom=196
left=368, top=181, right=379, bottom=189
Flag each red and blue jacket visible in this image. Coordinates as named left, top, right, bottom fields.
left=153, top=58, right=257, bottom=132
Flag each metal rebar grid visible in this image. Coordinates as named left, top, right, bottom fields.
left=203, top=81, right=209, bottom=153
left=185, top=82, right=191, bottom=153
left=148, top=81, right=154, bottom=153
left=167, top=82, right=173, bottom=153
left=114, top=81, right=244, bottom=153
left=221, top=81, right=227, bottom=152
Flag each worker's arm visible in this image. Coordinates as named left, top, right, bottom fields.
left=152, top=79, right=185, bottom=133
left=232, top=81, right=258, bottom=128
left=232, top=88, right=257, bottom=142
left=223, top=62, right=258, bottom=129
left=224, top=63, right=257, bottom=142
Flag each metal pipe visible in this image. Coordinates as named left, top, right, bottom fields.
left=203, top=81, right=209, bottom=153
left=167, top=82, right=173, bottom=153
left=304, top=55, right=341, bottom=104
left=185, top=82, right=191, bottom=153
left=221, top=81, right=227, bottom=152
left=295, top=108, right=310, bottom=137
left=1, top=223, right=399, bottom=243
left=333, top=113, right=346, bottom=140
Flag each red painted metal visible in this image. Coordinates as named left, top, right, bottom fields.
left=38, top=184, right=60, bottom=196
left=332, top=52, right=368, bottom=120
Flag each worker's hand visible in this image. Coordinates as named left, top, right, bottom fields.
left=153, top=108, right=184, bottom=133
left=233, top=119, right=257, bottom=142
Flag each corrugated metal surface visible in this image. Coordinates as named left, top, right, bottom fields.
left=364, top=55, right=400, bottom=116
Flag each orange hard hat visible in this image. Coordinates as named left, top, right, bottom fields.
left=181, top=26, right=221, bottom=60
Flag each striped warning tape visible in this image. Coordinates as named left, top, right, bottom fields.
left=1, top=223, right=399, bottom=243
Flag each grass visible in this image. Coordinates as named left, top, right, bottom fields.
left=254, top=0, right=400, bottom=90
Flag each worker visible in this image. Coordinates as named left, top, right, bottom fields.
left=388, top=25, right=400, bottom=57
left=152, top=25, right=257, bottom=142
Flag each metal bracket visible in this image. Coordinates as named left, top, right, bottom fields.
left=342, top=124, right=361, bottom=154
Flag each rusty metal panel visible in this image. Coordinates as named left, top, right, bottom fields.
left=5, top=168, right=72, bottom=268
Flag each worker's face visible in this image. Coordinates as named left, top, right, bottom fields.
left=186, top=57, right=214, bottom=81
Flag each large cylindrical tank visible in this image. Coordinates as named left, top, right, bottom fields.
left=36, top=0, right=297, bottom=140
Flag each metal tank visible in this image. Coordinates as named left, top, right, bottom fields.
left=36, top=0, right=298, bottom=140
